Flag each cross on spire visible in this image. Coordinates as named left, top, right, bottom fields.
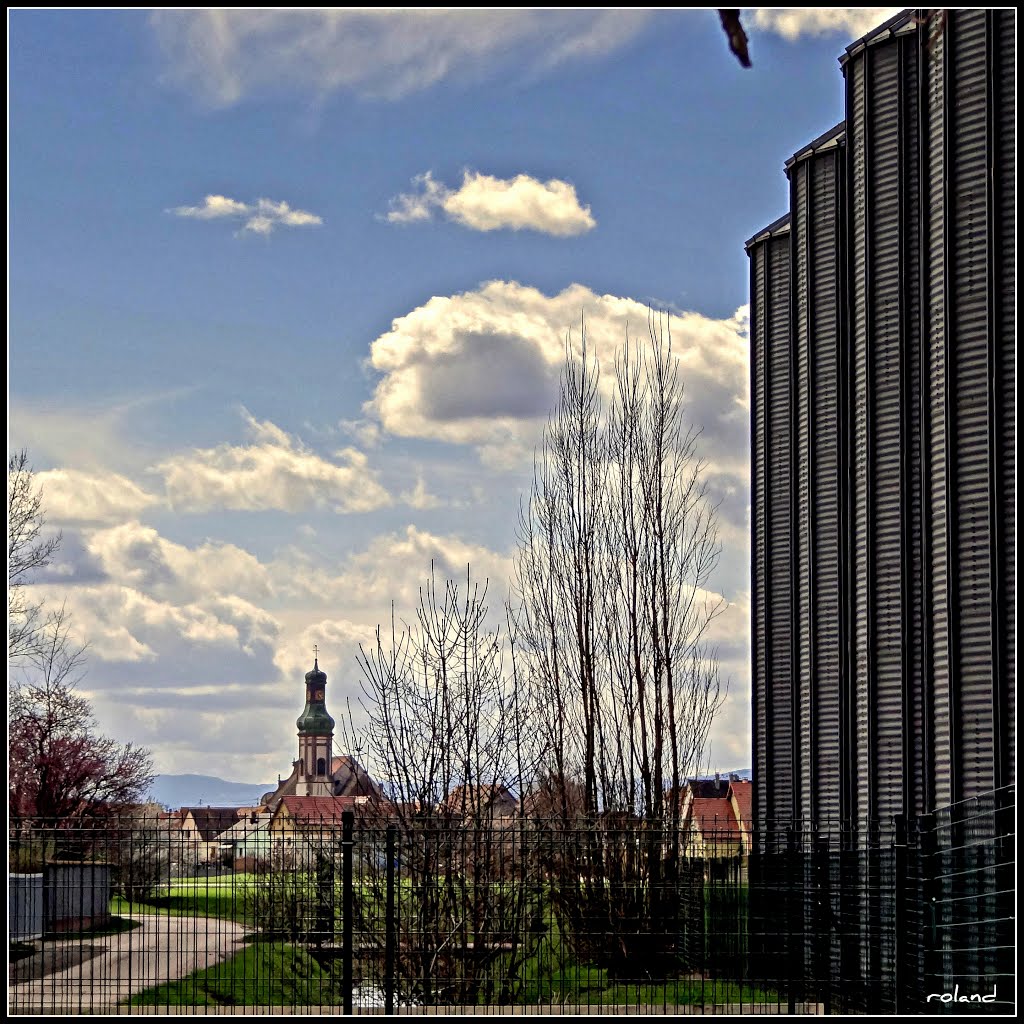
left=313, top=644, right=319, bottom=667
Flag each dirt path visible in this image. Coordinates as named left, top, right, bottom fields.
left=8, top=913, right=247, bottom=1014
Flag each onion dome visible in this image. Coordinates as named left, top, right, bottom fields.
left=296, top=658, right=335, bottom=734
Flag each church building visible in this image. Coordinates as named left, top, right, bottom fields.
left=259, top=657, right=381, bottom=810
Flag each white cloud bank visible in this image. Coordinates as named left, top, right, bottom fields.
left=273, top=524, right=515, bottom=615
left=86, top=521, right=271, bottom=604
left=28, top=517, right=518, bottom=776
left=365, top=281, right=750, bottom=478
left=154, top=411, right=391, bottom=514
left=386, top=171, right=596, bottom=237
left=170, top=195, right=322, bottom=236
left=150, top=9, right=652, bottom=106
left=33, top=469, right=159, bottom=524
left=752, top=8, right=902, bottom=41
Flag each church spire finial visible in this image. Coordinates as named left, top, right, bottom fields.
left=313, top=643, right=318, bottom=669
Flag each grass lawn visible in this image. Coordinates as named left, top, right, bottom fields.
left=111, top=875, right=262, bottom=923
left=128, top=941, right=343, bottom=1008
left=128, top=936, right=775, bottom=1010
left=111, top=889, right=255, bottom=924
left=119, top=871, right=774, bottom=1010
left=111, top=872, right=344, bottom=925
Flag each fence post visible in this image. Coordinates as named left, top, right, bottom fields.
left=813, top=834, right=831, bottom=1015
left=917, top=812, right=938, bottom=1004
left=994, top=786, right=1015, bottom=1012
left=893, top=814, right=908, bottom=1013
left=342, top=810, right=354, bottom=1015
left=385, top=823, right=397, bottom=1015
left=786, top=827, right=799, bottom=1014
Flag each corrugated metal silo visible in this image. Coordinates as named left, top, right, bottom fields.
left=746, top=214, right=793, bottom=829
left=784, top=123, right=846, bottom=827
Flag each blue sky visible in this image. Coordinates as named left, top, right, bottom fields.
left=9, top=9, right=899, bottom=781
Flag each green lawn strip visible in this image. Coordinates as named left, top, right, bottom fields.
left=127, top=941, right=342, bottom=1008
left=111, top=889, right=256, bottom=924
left=600, top=977, right=778, bottom=1008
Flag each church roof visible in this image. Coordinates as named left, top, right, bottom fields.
left=296, top=658, right=335, bottom=734
left=276, top=795, right=366, bottom=824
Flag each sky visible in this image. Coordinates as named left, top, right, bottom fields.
left=9, top=8, right=900, bottom=783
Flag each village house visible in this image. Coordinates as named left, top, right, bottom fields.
left=212, top=810, right=274, bottom=871
left=268, top=795, right=372, bottom=867
left=440, top=783, right=518, bottom=822
left=668, top=775, right=752, bottom=860
left=176, top=807, right=243, bottom=866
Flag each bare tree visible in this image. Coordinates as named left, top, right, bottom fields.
left=9, top=604, right=155, bottom=832
left=514, top=314, right=727, bottom=977
left=517, top=316, right=726, bottom=818
left=341, top=564, right=545, bottom=1005
left=8, top=449, right=62, bottom=663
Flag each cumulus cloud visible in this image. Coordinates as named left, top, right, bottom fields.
left=273, top=618, right=377, bottom=685
left=85, top=521, right=271, bottom=603
left=150, top=9, right=653, bottom=107
left=400, top=476, right=444, bottom=510
left=31, top=581, right=280, bottom=672
left=32, top=468, right=159, bottom=524
left=365, top=281, right=750, bottom=485
left=273, top=525, right=515, bottom=614
left=170, top=194, right=322, bottom=235
left=386, top=171, right=595, bottom=236
left=751, top=8, right=902, bottom=41
left=154, top=411, right=391, bottom=514
left=336, top=418, right=384, bottom=449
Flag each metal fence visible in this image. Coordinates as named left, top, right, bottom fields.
left=7, top=788, right=1014, bottom=1014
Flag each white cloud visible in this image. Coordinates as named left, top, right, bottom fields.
left=400, top=476, right=444, bottom=510
left=385, top=172, right=449, bottom=224
left=386, top=171, right=596, bottom=237
left=33, top=468, right=160, bottom=524
left=272, top=525, right=515, bottom=614
left=336, top=418, right=384, bottom=449
left=30, top=582, right=279, bottom=671
left=170, top=194, right=250, bottom=220
left=85, top=521, right=271, bottom=603
left=751, top=8, right=902, bottom=42
left=365, top=281, right=750, bottom=482
left=154, top=411, right=391, bottom=514
left=273, top=618, right=377, bottom=685
left=170, top=194, right=322, bottom=235
left=151, top=10, right=653, bottom=107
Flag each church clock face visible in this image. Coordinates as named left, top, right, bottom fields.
left=312, top=689, right=324, bottom=701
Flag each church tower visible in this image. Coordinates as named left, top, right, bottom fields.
left=294, top=656, right=336, bottom=797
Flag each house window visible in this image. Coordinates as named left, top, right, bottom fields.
left=316, top=757, right=326, bottom=776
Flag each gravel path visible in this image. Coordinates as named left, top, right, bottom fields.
left=8, top=913, right=247, bottom=1014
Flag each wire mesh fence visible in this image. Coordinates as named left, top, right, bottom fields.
left=7, top=787, right=1014, bottom=1014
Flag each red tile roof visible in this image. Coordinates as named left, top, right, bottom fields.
left=688, top=797, right=741, bottom=838
left=277, top=795, right=364, bottom=823
left=728, top=780, right=752, bottom=823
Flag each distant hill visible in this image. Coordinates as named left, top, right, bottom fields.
left=691, top=768, right=752, bottom=782
left=147, top=774, right=275, bottom=810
